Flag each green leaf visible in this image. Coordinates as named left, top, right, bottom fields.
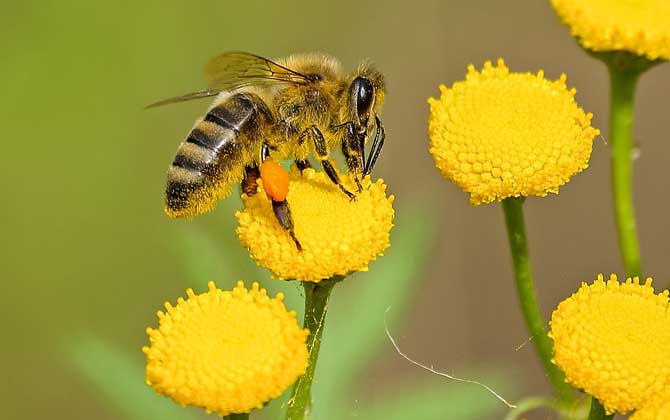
left=165, top=189, right=268, bottom=289
left=170, top=223, right=268, bottom=292
left=171, top=225, right=229, bottom=288
left=63, top=334, right=205, bottom=420
left=353, top=378, right=510, bottom=420
left=311, top=205, right=437, bottom=417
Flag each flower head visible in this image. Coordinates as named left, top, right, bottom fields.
left=236, top=166, right=394, bottom=282
left=428, top=59, right=599, bottom=205
left=143, top=281, right=309, bottom=416
left=549, top=274, right=670, bottom=414
left=551, top=0, right=670, bottom=60
left=630, top=389, right=670, bottom=420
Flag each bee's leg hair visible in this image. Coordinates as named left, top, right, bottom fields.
left=364, top=115, right=385, bottom=176
left=340, top=122, right=364, bottom=192
left=241, top=165, right=261, bottom=196
left=272, top=199, right=302, bottom=251
left=306, top=125, right=356, bottom=200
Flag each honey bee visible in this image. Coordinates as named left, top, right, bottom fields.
left=148, top=52, right=386, bottom=249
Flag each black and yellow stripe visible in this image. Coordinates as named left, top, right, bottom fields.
left=165, top=93, right=271, bottom=217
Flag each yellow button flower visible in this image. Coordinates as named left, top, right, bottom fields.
left=630, top=389, right=670, bottom=420
left=428, top=59, right=599, bottom=205
left=236, top=166, right=394, bottom=282
left=143, top=281, right=309, bottom=416
left=551, top=0, right=670, bottom=60
left=549, top=274, right=670, bottom=415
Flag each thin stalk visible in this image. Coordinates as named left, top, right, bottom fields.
left=587, top=397, right=614, bottom=420
left=286, top=277, right=341, bottom=420
left=502, top=197, right=573, bottom=402
left=608, top=62, right=643, bottom=278
left=588, top=50, right=659, bottom=414
left=224, top=413, right=249, bottom=420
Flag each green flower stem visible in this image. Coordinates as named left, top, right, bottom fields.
left=502, top=197, right=573, bottom=402
left=608, top=61, right=643, bottom=278
left=286, top=276, right=342, bottom=420
left=587, top=397, right=614, bottom=420
left=224, top=413, right=249, bottom=420
left=588, top=51, right=660, bottom=418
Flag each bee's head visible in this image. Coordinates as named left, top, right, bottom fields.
left=348, top=63, right=385, bottom=129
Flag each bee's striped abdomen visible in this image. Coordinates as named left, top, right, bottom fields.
left=165, top=92, right=271, bottom=218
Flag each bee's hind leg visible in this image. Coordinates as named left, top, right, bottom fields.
left=256, top=143, right=302, bottom=251
left=306, top=125, right=356, bottom=200
left=271, top=199, right=302, bottom=251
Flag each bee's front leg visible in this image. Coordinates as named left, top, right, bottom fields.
left=364, top=115, right=385, bottom=176
left=305, top=125, right=356, bottom=201
left=340, top=122, right=364, bottom=192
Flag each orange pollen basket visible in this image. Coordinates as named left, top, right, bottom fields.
left=260, top=160, right=290, bottom=201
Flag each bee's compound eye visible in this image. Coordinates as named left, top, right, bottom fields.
left=354, top=77, right=374, bottom=120
left=260, top=160, right=290, bottom=202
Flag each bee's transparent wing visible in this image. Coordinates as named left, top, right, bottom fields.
left=145, top=89, right=223, bottom=108
left=146, top=52, right=311, bottom=109
left=205, top=52, right=311, bottom=88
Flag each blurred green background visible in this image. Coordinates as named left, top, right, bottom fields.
left=3, top=1, right=670, bottom=419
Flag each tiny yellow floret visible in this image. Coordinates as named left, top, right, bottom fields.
left=549, top=274, right=670, bottom=415
left=551, top=0, right=670, bottom=60
left=143, top=281, right=309, bottom=416
left=630, top=389, right=670, bottom=420
left=236, top=166, right=394, bottom=282
left=428, top=59, right=599, bottom=205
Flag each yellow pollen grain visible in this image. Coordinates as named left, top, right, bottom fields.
left=549, top=274, right=670, bottom=415
left=428, top=59, right=599, bottom=205
left=142, top=281, right=309, bottom=416
left=236, top=166, right=394, bottom=282
left=551, top=0, right=670, bottom=60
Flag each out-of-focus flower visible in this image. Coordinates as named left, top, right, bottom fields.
left=551, top=0, right=670, bottom=60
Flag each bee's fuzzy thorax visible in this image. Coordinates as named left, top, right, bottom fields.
left=279, top=52, right=345, bottom=81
